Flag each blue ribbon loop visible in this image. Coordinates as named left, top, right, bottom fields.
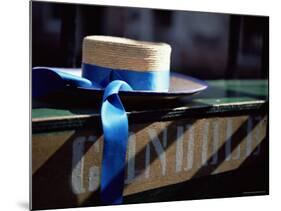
left=32, top=63, right=169, bottom=205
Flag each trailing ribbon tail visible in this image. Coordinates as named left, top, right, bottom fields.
left=100, top=80, right=133, bottom=204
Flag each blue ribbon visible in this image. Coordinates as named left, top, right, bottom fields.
left=32, top=63, right=169, bottom=205
left=82, top=63, right=169, bottom=91
left=100, top=80, right=132, bottom=204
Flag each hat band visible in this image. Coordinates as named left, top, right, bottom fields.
left=82, top=63, right=170, bottom=91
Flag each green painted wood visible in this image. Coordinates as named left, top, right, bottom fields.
left=190, top=80, right=268, bottom=105
left=32, top=108, right=74, bottom=119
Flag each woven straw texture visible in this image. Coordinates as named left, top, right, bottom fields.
left=82, top=36, right=171, bottom=72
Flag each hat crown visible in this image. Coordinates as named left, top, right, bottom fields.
left=82, top=35, right=171, bottom=72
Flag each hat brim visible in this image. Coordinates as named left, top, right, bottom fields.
left=79, top=72, right=206, bottom=96
left=63, top=68, right=206, bottom=96
left=33, top=68, right=208, bottom=102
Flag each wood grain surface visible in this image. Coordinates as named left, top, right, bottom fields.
left=32, top=114, right=267, bottom=209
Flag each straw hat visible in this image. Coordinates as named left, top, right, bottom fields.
left=82, top=35, right=171, bottom=72
left=32, top=35, right=207, bottom=100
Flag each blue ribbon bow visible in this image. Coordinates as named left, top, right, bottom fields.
left=32, top=63, right=169, bottom=205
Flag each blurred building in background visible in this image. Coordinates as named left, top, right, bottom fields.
left=32, top=1, right=268, bottom=79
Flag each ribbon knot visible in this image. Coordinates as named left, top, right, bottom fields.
left=98, top=69, right=123, bottom=88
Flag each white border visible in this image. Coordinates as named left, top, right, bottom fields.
left=1, top=0, right=280, bottom=211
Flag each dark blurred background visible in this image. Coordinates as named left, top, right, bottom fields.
left=31, top=1, right=269, bottom=80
